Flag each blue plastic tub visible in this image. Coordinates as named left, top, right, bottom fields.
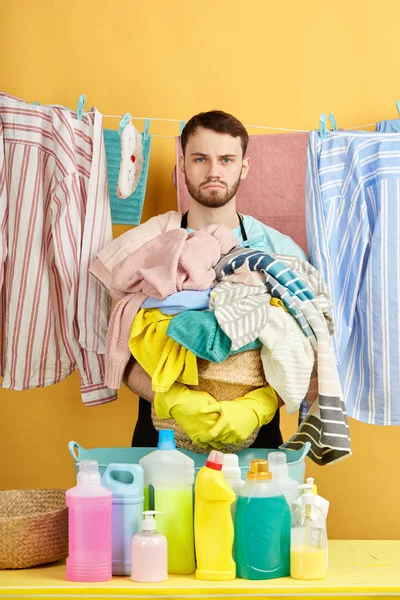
left=68, top=441, right=310, bottom=484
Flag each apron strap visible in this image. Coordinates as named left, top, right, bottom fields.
left=181, top=212, right=188, bottom=228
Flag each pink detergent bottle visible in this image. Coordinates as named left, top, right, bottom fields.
left=66, top=460, right=112, bottom=582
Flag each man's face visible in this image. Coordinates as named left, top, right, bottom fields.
left=180, top=127, right=250, bottom=208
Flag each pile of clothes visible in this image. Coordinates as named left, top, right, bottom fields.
left=90, top=213, right=351, bottom=464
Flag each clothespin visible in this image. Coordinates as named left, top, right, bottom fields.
left=328, top=113, right=338, bottom=132
left=396, top=101, right=400, bottom=117
left=33, top=101, right=40, bottom=106
left=319, top=113, right=328, bottom=139
left=76, top=94, right=86, bottom=121
left=143, top=119, right=150, bottom=140
left=118, top=113, right=131, bottom=135
left=180, top=121, right=186, bottom=135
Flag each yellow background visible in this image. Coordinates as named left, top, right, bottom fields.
left=1, top=0, right=399, bottom=540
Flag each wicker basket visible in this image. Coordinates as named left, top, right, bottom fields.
left=152, top=349, right=266, bottom=453
left=0, top=489, right=68, bottom=569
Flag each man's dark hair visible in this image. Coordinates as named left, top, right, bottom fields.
left=181, top=110, right=249, bottom=157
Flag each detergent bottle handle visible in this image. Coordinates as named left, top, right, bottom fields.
left=102, top=463, right=144, bottom=497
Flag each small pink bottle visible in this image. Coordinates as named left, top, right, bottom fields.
left=66, top=460, right=112, bottom=582
left=131, top=511, right=168, bottom=583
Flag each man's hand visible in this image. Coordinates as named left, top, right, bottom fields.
left=198, top=385, right=278, bottom=446
left=123, top=358, right=155, bottom=402
left=154, top=382, right=222, bottom=448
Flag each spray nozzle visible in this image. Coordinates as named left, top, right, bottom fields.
left=142, top=510, right=161, bottom=531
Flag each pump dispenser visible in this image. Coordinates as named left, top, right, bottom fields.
left=131, top=511, right=168, bottom=583
left=292, top=477, right=330, bottom=518
left=142, top=510, right=159, bottom=531
left=290, top=484, right=327, bottom=580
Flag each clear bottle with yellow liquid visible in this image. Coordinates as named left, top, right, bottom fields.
left=139, top=430, right=195, bottom=575
left=290, top=483, right=327, bottom=580
left=195, top=450, right=236, bottom=581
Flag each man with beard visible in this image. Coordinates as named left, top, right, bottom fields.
left=123, top=110, right=306, bottom=448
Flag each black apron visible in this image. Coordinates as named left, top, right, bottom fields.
left=131, top=213, right=283, bottom=449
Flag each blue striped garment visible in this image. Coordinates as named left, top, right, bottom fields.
left=307, top=129, right=400, bottom=425
left=218, top=250, right=316, bottom=341
left=216, top=247, right=351, bottom=464
left=376, top=118, right=400, bottom=133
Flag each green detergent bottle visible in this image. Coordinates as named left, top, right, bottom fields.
left=139, top=430, right=195, bottom=574
left=234, top=459, right=291, bottom=580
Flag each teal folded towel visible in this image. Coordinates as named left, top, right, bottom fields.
left=167, top=309, right=261, bottom=362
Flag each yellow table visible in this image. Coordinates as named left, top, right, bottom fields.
left=0, top=541, right=399, bottom=599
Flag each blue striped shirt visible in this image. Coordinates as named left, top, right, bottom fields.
left=307, top=129, right=400, bottom=425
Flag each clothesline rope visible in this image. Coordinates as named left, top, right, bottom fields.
left=102, top=113, right=380, bottom=134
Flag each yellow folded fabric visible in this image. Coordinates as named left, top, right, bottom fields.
left=128, top=309, right=198, bottom=393
left=199, top=386, right=278, bottom=446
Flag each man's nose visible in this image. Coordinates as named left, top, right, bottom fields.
left=205, top=159, right=222, bottom=179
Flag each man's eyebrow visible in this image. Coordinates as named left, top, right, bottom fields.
left=190, top=153, right=239, bottom=158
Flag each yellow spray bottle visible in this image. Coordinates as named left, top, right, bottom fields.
left=194, top=450, right=236, bottom=581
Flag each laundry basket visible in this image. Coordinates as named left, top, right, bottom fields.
left=69, top=440, right=311, bottom=484
left=0, top=489, right=68, bottom=569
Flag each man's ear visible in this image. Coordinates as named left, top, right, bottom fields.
left=240, top=156, right=250, bottom=180
left=179, top=155, right=185, bottom=174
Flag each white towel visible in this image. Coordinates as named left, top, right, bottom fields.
left=209, top=281, right=270, bottom=350
left=259, top=304, right=314, bottom=414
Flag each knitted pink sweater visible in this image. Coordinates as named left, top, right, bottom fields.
left=105, top=225, right=238, bottom=389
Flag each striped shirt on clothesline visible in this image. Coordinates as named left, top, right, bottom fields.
left=0, top=92, right=116, bottom=406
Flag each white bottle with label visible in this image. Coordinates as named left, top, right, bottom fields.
left=222, top=454, right=245, bottom=518
left=268, top=451, right=299, bottom=509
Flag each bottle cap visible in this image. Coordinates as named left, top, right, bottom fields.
left=77, top=459, right=101, bottom=484
left=222, top=454, right=241, bottom=479
left=205, top=450, right=223, bottom=471
left=142, top=510, right=161, bottom=531
left=247, top=459, right=272, bottom=480
left=157, top=429, right=176, bottom=451
left=268, top=451, right=289, bottom=477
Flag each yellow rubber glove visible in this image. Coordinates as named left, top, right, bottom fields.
left=154, top=382, right=224, bottom=449
left=198, top=386, right=278, bottom=446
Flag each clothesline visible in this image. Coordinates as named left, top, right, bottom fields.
left=102, top=113, right=377, bottom=136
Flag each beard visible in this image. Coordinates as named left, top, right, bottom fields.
left=184, top=174, right=242, bottom=209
